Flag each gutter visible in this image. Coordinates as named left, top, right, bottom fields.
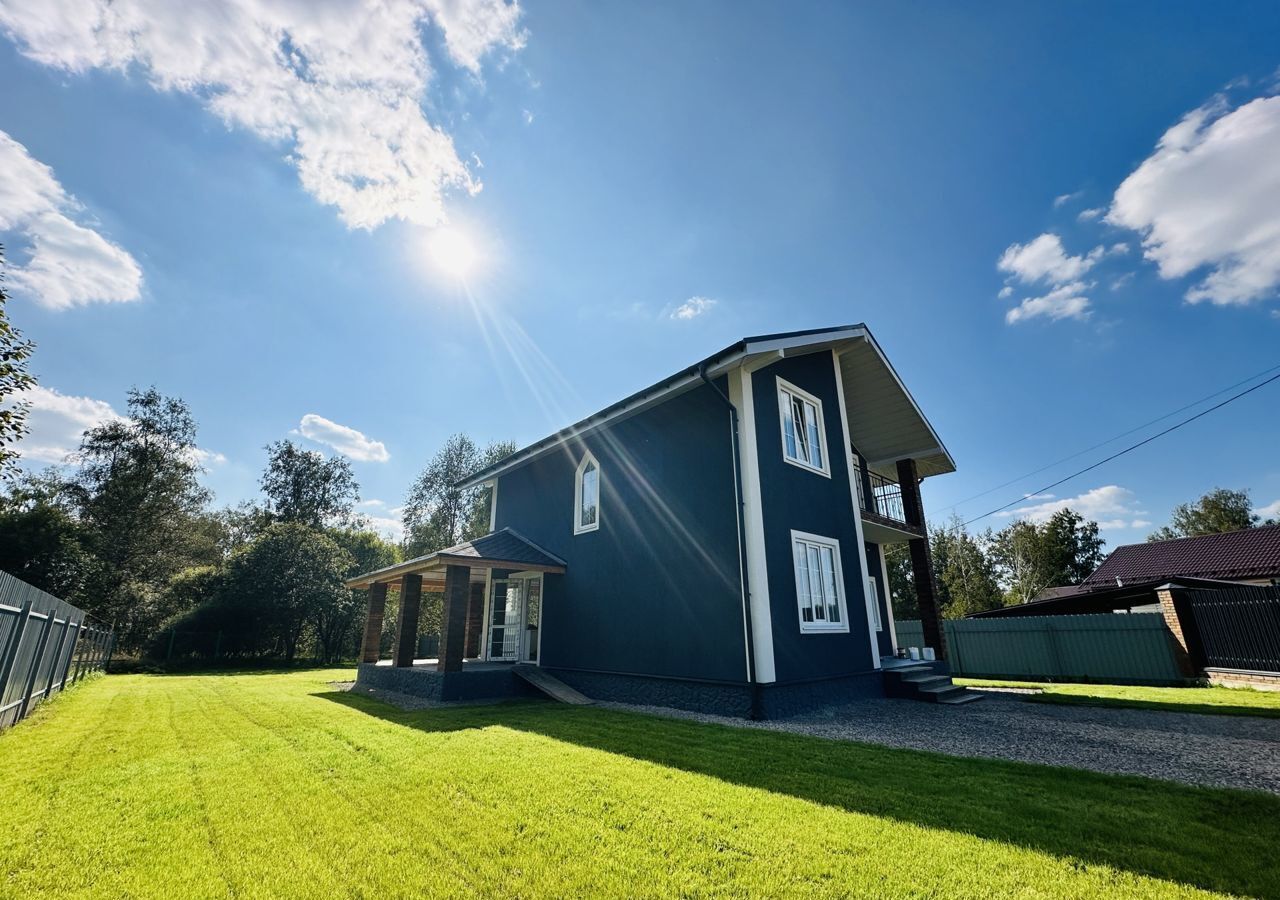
left=698, top=363, right=763, bottom=720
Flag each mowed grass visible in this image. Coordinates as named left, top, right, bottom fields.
left=957, top=677, right=1280, bottom=718
left=2, top=673, right=1278, bottom=899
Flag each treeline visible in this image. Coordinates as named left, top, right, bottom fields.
left=887, top=488, right=1278, bottom=620
left=0, top=386, right=512, bottom=663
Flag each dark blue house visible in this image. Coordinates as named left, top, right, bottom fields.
left=350, top=325, right=954, bottom=717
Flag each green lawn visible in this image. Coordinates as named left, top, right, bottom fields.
left=2, top=672, right=1278, bottom=899
left=956, top=678, right=1280, bottom=718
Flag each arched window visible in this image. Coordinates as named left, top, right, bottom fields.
left=574, top=452, right=600, bottom=534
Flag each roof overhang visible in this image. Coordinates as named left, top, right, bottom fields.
left=457, top=324, right=954, bottom=489
left=345, top=528, right=567, bottom=589
left=836, top=334, right=956, bottom=479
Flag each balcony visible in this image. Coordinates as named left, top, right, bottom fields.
left=854, top=464, right=922, bottom=539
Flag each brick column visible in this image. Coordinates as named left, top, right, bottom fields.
left=360, top=582, right=388, bottom=663
left=464, top=581, right=485, bottom=659
left=393, top=574, right=422, bottom=668
left=897, top=458, right=947, bottom=660
left=438, top=565, right=470, bottom=673
left=1156, top=586, right=1200, bottom=677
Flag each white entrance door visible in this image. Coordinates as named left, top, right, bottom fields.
left=487, top=574, right=542, bottom=663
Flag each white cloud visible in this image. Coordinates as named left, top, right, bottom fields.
left=1000, top=485, right=1149, bottom=530
left=1053, top=191, right=1082, bottom=208
left=13, top=385, right=222, bottom=466
left=998, top=233, right=1104, bottom=285
left=1107, top=94, right=1280, bottom=306
left=670, top=296, right=717, bottom=320
left=1258, top=498, right=1280, bottom=520
left=13, top=385, right=123, bottom=463
left=997, top=285, right=1014, bottom=299
left=0, top=0, right=525, bottom=231
left=1078, top=207, right=1105, bottom=222
left=188, top=447, right=229, bottom=467
left=0, top=130, right=142, bottom=309
left=1005, top=281, right=1092, bottom=324
left=296, top=413, right=389, bottom=462
left=355, top=498, right=404, bottom=540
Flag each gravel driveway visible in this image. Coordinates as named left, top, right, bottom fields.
left=602, top=690, right=1280, bottom=795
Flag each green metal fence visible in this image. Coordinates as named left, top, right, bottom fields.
left=895, top=613, right=1186, bottom=684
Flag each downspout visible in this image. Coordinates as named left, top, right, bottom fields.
left=698, top=363, right=763, bottom=720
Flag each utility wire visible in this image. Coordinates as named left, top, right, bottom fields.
left=943, top=361, right=1280, bottom=516
left=960, top=368, right=1280, bottom=529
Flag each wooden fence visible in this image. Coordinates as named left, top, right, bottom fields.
left=0, top=570, right=113, bottom=730
left=895, top=613, right=1186, bottom=684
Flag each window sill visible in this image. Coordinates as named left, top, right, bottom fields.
left=782, top=454, right=832, bottom=478
left=799, top=624, right=850, bottom=635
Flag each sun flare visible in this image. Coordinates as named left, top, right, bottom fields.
left=427, top=226, right=481, bottom=280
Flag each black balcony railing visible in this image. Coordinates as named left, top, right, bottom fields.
left=854, top=465, right=915, bottom=531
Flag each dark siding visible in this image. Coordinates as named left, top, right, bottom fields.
left=865, top=542, right=894, bottom=657
left=752, top=351, right=877, bottom=682
left=493, top=380, right=747, bottom=683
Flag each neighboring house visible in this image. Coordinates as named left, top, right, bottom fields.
left=348, top=325, right=956, bottom=717
left=974, top=524, right=1280, bottom=618
left=970, top=527, right=1280, bottom=689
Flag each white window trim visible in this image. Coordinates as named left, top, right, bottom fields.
left=791, top=529, right=850, bottom=634
left=573, top=451, right=600, bottom=535
left=776, top=377, right=831, bottom=478
left=866, top=576, right=883, bottom=632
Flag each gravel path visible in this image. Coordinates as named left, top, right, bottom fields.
left=599, top=690, right=1280, bottom=795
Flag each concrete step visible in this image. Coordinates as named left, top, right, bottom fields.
left=917, top=683, right=967, bottom=701
left=939, top=691, right=984, bottom=705
left=901, top=674, right=952, bottom=689
left=511, top=665, right=594, bottom=705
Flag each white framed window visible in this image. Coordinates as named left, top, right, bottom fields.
left=866, top=577, right=883, bottom=631
left=778, top=378, right=830, bottom=477
left=573, top=452, right=600, bottom=534
left=791, top=530, right=849, bottom=633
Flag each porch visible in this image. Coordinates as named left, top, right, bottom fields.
left=346, top=529, right=566, bottom=698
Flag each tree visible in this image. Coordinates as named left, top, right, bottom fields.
left=930, top=518, right=1002, bottom=618
left=883, top=543, right=917, bottom=618
left=989, top=509, right=1105, bottom=606
left=223, top=522, right=353, bottom=662
left=260, top=440, right=359, bottom=528
left=0, top=471, right=89, bottom=598
left=0, top=245, right=37, bottom=482
left=325, top=528, right=401, bottom=663
left=402, top=435, right=515, bottom=556
left=1149, top=488, right=1260, bottom=541
left=69, top=388, right=216, bottom=648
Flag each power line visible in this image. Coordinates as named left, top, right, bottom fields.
left=960, top=368, right=1280, bottom=529
left=943, top=361, right=1280, bottom=516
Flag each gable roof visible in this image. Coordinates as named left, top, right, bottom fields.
left=1082, top=525, right=1280, bottom=587
left=457, top=324, right=955, bottom=489
left=344, top=527, right=566, bottom=589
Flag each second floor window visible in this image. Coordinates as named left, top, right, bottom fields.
left=778, top=379, right=828, bottom=475
left=574, top=452, right=600, bottom=534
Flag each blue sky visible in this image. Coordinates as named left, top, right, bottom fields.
left=2, top=1, right=1279, bottom=545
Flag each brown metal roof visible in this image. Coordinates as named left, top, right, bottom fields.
left=1082, top=525, right=1280, bottom=587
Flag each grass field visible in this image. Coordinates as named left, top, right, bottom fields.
left=956, top=678, right=1280, bottom=718
left=1, top=671, right=1278, bottom=898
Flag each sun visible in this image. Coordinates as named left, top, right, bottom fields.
left=427, top=226, right=481, bottom=280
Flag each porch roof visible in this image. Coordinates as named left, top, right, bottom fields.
left=344, top=528, right=567, bottom=590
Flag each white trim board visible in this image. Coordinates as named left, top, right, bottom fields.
left=832, top=350, right=881, bottom=670
left=730, top=363, right=776, bottom=684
